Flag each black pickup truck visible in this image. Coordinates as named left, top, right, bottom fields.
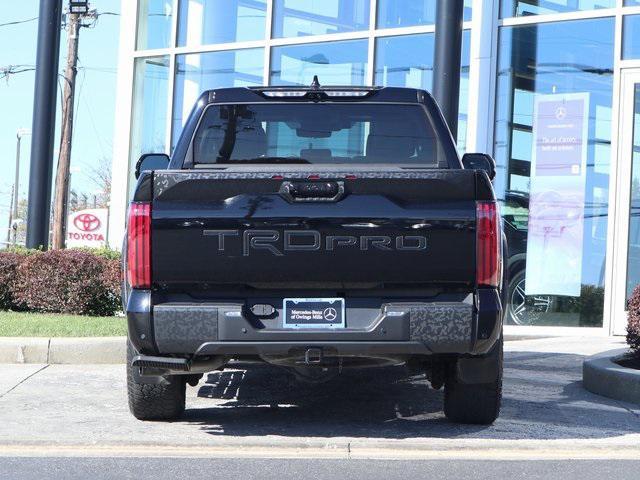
left=124, top=83, right=505, bottom=425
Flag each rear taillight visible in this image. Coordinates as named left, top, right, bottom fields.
left=127, top=202, right=151, bottom=289
left=476, top=201, right=501, bottom=288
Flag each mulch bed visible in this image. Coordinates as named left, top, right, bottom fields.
left=616, top=353, right=640, bottom=370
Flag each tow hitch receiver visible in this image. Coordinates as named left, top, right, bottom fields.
left=304, top=347, right=323, bottom=365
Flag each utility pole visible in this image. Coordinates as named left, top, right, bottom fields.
left=26, top=0, right=63, bottom=250
left=52, top=12, right=81, bottom=250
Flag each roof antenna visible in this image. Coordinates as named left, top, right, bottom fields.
left=310, top=75, right=321, bottom=89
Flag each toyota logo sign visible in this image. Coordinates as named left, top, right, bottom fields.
left=66, top=208, right=108, bottom=247
left=73, top=213, right=101, bottom=232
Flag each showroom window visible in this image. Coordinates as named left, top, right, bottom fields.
left=623, top=15, right=640, bottom=59
left=129, top=56, right=170, bottom=192
left=270, top=39, right=368, bottom=86
left=272, top=0, right=370, bottom=38
left=376, top=0, right=472, bottom=28
left=626, top=85, right=640, bottom=301
left=501, top=0, right=615, bottom=18
left=494, top=18, right=615, bottom=327
left=172, top=48, right=264, bottom=145
left=136, top=0, right=173, bottom=50
left=176, top=0, right=267, bottom=47
left=374, top=30, right=470, bottom=151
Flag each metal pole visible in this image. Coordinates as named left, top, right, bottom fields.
left=26, top=0, right=63, bottom=250
left=13, top=135, right=21, bottom=225
left=13, top=129, right=30, bottom=223
left=6, top=184, right=14, bottom=246
left=6, top=133, right=22, bottom=246
left=433, top=0, right=464, bottom=141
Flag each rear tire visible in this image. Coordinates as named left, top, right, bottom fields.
left=443, top=337, right=503, bottom=425
left=126, top=341, right=186, bottom=421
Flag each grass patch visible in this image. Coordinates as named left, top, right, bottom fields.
left=0, top=311, right=127, bottom=337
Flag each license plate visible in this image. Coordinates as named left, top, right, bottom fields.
left=282, top=298, right=345, bottom=329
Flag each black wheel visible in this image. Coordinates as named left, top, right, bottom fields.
left=126, top=341, right=186, bottom=421
left=506, top=269, right=554, bottom=326
left=443, top=337, right=503, bottom=425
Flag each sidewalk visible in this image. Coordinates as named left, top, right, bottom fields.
left=0, top=336, right=637, bottom=458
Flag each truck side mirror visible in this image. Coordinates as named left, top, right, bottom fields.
left=462, top=153, right=496, bottom=181
left=135, top=153, right=170, bottom=179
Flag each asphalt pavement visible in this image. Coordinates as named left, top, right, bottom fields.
left=0, top=336, right=639, bottom=478
left=1, top=458, right=640, bottom=480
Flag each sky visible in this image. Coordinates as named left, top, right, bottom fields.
left=0, top=0, right=121, bottom=241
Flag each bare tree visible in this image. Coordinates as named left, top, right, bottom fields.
left=84, top=156, right=112, bottom=209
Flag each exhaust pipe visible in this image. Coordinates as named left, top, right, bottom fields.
left=131, top=355, right=190, bottom=371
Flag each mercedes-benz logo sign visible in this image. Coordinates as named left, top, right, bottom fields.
left=73, top=213, right=101, bottom=232
left=323, top=307, right=337, bottom=322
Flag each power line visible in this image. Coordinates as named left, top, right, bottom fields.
left=0, top=65, right=35, bottom=81
left=76, top=58, right=108, bottom=158
left=72, top=64, right=86, bottom=144
left=0, top=9, right=122, bottom=30
left=77, top=66, right=117, bottom=74
left=0, top=16, right=38, bottom=28
left=0, top=65, right=113, bottom=83
left=76, top=10, right=118, bottom=29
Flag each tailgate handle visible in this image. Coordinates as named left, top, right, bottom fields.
left=280, top=181, right=345, bottom=203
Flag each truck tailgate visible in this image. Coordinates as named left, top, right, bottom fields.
left=150, top=169, right=481, bottom=287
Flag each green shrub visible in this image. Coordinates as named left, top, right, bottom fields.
left=0, top=252, right=22, bottom=310
left=627, top=285, right=640, bottom=356
left=73, top=246, right=121, bottom=261
left=560, top=284, right=605, bottom=327
left=4, top=246, right=42, bottom=256
left=1, top=248, right=121, bottom=316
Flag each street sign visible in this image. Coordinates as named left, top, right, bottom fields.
left=66, top=208, right=108, bottom=248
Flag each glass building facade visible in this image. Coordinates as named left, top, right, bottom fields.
left=495, top=18, right=615, bottom=328
left=131, top=0, right=473, bottom=165
left=110, top=0, right=640, bottom=335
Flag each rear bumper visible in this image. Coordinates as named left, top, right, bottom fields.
left=195, top=341, right=431, bottom=356
left=126, top=288, right=502, bottom=359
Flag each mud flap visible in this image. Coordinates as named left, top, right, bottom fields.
left=455, top=336, right=503, bottom=384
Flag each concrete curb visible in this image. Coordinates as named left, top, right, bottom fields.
left=0, top=337, right=125, bottom=364
left=583, top=348, right=640, bottom=405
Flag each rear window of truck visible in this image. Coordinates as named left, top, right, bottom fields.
left=191, top=103, right=450, bottom=166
